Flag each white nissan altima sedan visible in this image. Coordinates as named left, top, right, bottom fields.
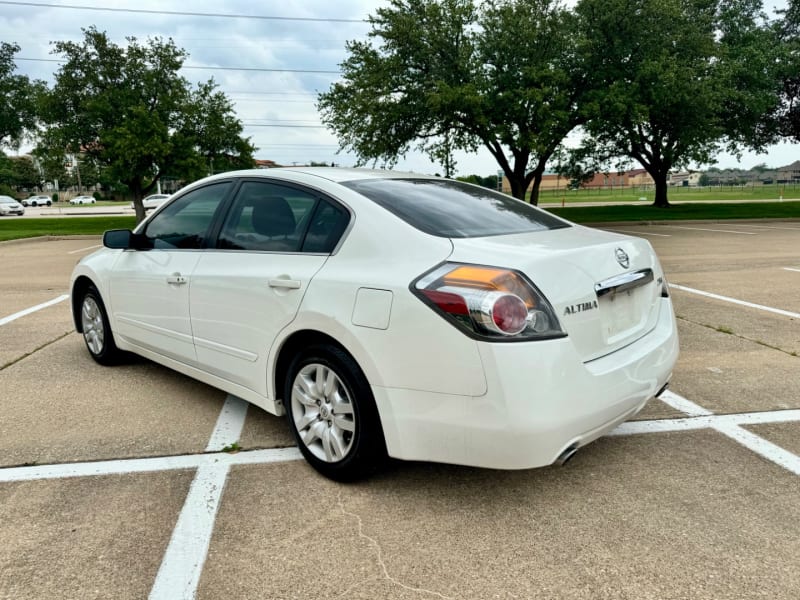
left=70, top=168, right=678, bottom=480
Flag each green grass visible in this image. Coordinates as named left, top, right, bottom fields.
left=546, top=201, right=800, bottom=223
left=0, top=216, right=137, bottom=242
left=0, top=200, right=799, bottom=241
left=537, top=184, right=800, bottom=204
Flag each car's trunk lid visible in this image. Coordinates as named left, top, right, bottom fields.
left=448, top=225, right=664, bottom=362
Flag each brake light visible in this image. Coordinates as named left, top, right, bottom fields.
left=413, top=263, right=565, bottom=341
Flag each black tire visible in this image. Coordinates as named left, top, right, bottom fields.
left=284, top=344, right=387, bottom=481
left=80, top=285, right=121, bottom=365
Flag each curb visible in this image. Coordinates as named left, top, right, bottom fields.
left=0, top=235, right=101, bottom=246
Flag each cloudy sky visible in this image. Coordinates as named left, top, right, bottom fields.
left=1, top=0, right=796, bottom=175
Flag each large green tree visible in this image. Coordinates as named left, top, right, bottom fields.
left=43, top=27, right=255, bottom=222
left=776, top=0, right=800, bottom=140
left=318, top=0, right=587, bottom=204
left=0, top=42, right=45, bottom=149
left=575, top=0, right=779, bottom=207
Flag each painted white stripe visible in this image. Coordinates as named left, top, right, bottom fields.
left=148, top=464, right=229, bottom=599
left=603, top=229, right=672, bottom=237
left=715, top=424, right=800, bottom=476
left=67, top=244, right=101, bottom=255
left=670, top=284, right=800, bottom=320
left=0, top=294, right=70, bottom=326
left=611, top=409, right=800, bottom=436
left=0, top=447, right=303, bottom=484
left=732, top=224, right=800, bottom=231
left=204, top=395, right=249, bottom=452
left=658, top=390, right=713, bottom=416
left=149, top=395, right=249, bottom=600
left=663, top=225, right=757, bottom=235
left=783, top=267, right=800, bottom=273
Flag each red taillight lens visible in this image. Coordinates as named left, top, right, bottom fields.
left=413, top=263, right=564, bottom=341
left=490, top=293, right=528, bottom=335
left=421, top=289, right=469, bottom=315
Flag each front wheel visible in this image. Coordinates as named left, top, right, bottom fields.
left=80, top=285, right=121, bottom=365
left=285, top=345, right=386, bottom=481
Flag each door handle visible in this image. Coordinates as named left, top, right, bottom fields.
left=268, top=278, right=301, bottom=290
left=166, top=273, right=188, bottom=285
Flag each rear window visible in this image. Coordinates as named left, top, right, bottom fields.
left=342, top=178, right=569, bottom=238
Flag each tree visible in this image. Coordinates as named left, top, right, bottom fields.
left=575, top=0, right=779, bottom=207
left=318, top=0, right=588, bottom=204
left=776, top=0, right=800, bottom=140
left=42, top=27, right=255, bottom=222
left=0, top=42, right=45, bottom=149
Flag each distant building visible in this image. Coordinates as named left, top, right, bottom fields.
left=500, top=168, right=654, bottom=194
left=254, top=159, right=281, bottom=169
left=669, top=171, right=702, bottom=187
left=776, top=161, right=800, bottom=184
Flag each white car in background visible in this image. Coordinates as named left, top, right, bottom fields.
left=131, top=193, right=171, bottom=211
left=0, top=195, right=25, bottom=216
left=69, top=195, right=96, bottom=205
left=70, top=168, right=678, bottom=481
left=22, top=195, right=52, bottom=207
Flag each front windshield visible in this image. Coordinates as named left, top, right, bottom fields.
left=0, top=197, right=15, bottom=204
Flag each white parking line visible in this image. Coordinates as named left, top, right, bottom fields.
left=784, top=268, right=800, bottom=273
left=663, top=225, right=757, bottom=235
left=67, top=244, right=101, bottom=255
left=0, top=446, right=303, bottom=484
left=657, top=389, right=712, bottom=416
left=615, top=392, right=800, bottom=475
left=715, top=424, right=800, bottom=476
left=149, top=395, right=249, bottom=600
left=732, top=224, right=800, bottom=231
left=0, top=294, right=70, bottom=326
left=603, top=229, right=672, bottom=237
left=670, top=284, right=800, bottom=319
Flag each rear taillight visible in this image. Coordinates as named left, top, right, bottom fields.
left=413, top=263, right=565, bottom=341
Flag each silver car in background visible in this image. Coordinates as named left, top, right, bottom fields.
left=0, top=196, right=25, bottom=216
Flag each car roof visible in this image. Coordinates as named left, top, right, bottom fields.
left=209, top=167, right=439, bottom=184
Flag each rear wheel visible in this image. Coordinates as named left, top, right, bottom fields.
left=80, top=285, right=121, bottom=365
left=285, top=344, right=386, bottom=481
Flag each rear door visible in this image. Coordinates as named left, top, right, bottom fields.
left=189, top=179, right=351, bottom=396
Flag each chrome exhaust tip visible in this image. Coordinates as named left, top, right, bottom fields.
left=554, top=444, right=579, bottom=467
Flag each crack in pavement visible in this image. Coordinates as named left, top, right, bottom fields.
left=336, top=490, right=455, bottom=600
left=0, top=330, right=73, bottom=371
left=676, top=316, right=800, bottom=358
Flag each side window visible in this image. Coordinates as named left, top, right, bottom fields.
left=301, top=200, right=350, bottom=253
left=218, top=181, right=318, bottom=252
left=143, top=182, right=232, bottom=249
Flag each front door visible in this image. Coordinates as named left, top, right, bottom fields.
left=108, top=181, right=234, bottom=365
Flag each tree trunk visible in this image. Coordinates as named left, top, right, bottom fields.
left=652, top=174, right=670, bottom=208
left=529, top=174, right=543, bottom=206
left=129, top=181, right=146, bottom=223
left=507, top=174, right=528, bottom=200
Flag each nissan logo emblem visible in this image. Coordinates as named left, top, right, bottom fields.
left=615, top=248, right=630, bottom=269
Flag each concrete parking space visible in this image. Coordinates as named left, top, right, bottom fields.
left=0, top=470, right=194, bottom=600
left=1, top=222, right=799, bottom=599
left=198, top=432, right=800, bottom=600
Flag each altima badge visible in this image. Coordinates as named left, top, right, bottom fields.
left=615, top=248, right=630, bottom=269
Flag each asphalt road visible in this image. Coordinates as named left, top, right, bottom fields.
left=1, top=223, right=799, bottom=599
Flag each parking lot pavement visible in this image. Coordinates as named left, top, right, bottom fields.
left=0, top=471, right=194, bottom=600
left=197, top=433, right=800, bottom=600
left=1, top=224, right=799, bottom=599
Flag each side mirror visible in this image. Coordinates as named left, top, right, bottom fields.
left=103, top=229, right=134, bottom=249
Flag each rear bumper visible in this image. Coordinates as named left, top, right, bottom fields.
left=373, top=299, right=678, bottom=469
